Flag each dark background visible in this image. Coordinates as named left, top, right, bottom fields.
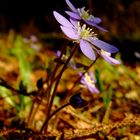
left=0, top=0, right=139, bottom=64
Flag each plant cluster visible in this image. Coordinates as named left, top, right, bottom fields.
left=0, top=0, right=122, bottom=139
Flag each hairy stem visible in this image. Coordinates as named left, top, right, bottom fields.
left=40, top=45, right=77, bottom=133
left=40, top=102, right=70, bottom=133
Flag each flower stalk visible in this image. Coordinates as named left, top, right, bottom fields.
left=40, top=44, right=78, bottom=133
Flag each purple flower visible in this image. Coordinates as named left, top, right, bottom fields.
left=98, top=50, right=121, bottom=65
left=80, top=72, right=99, bottom=94
left=53, top=11, right=119, bottom=61
left=65, top=0, right=107, bottom=32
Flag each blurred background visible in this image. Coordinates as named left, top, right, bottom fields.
left=0, top=1, right=139, bottom=138
left=0, top=0, right=140, bottom=64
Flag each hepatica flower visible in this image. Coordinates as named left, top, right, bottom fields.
left=53, top=11, right=119, bottom=64
left=80, top=72, right=99, bottom=94
left=65, top=0, right=107, bottom=32
left=98, top=50, right=121, bottom=65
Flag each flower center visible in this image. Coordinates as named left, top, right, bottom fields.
left=77, top=7, right=94, bottom=21
left=84, top=73, right=95, bottom=86
left=75, top=22, right=97, bottom=40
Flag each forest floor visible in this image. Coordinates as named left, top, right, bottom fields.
left=0, top=32, right=140, bottom=140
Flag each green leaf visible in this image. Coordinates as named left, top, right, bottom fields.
left=0, top=86, right=19, bottom=111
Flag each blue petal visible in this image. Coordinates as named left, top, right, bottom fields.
left=60, top=26, right=79, bottom=40
left=65, top=0, right=78, bottom=13
left=90, top=38, right=119, bottom=53
left=80, top=39, right=96, bottom=60
left=94, top=24, right=108, bottom=32
left=70, top=18, right=78, bottom=26
left=85, top=20, right=108, bottom=32
left=88, top=85, right=99, bottom=93
left=101, top=53, right=121, bottom=65
left=65, top=11, right=81, bottom=20
left=92, top=17, right=102, bottom=24
left=53, top=11, right=73, bottom=28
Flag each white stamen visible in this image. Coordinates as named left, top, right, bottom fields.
left=84, top=73, right=95, bottom=85
left=74, top=22, right=97, bottom=41
left=77, top=7, right=94, bottom=21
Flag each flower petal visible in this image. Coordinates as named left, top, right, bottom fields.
left=90, top=38, right=119, bottom=53
left=94, top=24, right=108, bottom=32
left=80, top=39, right=96, bottom=60
left=60, top=26, right=79, bottom=40
left=65, top=11, right=81, bottom=20
left=70, top=18, right=78, bottom=26
left=100, top=52, right=121, bottom=65
left=53, top=11, right=73, bottom=28
left=65, top=0, right=78, bottom=13
left=93, top=17, right=102, bottom=24
left=88, top=85, right=99, bottom=93
left=89, top=72, right=96, bottom=82
left=86, top=20, right=108, bottom=32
